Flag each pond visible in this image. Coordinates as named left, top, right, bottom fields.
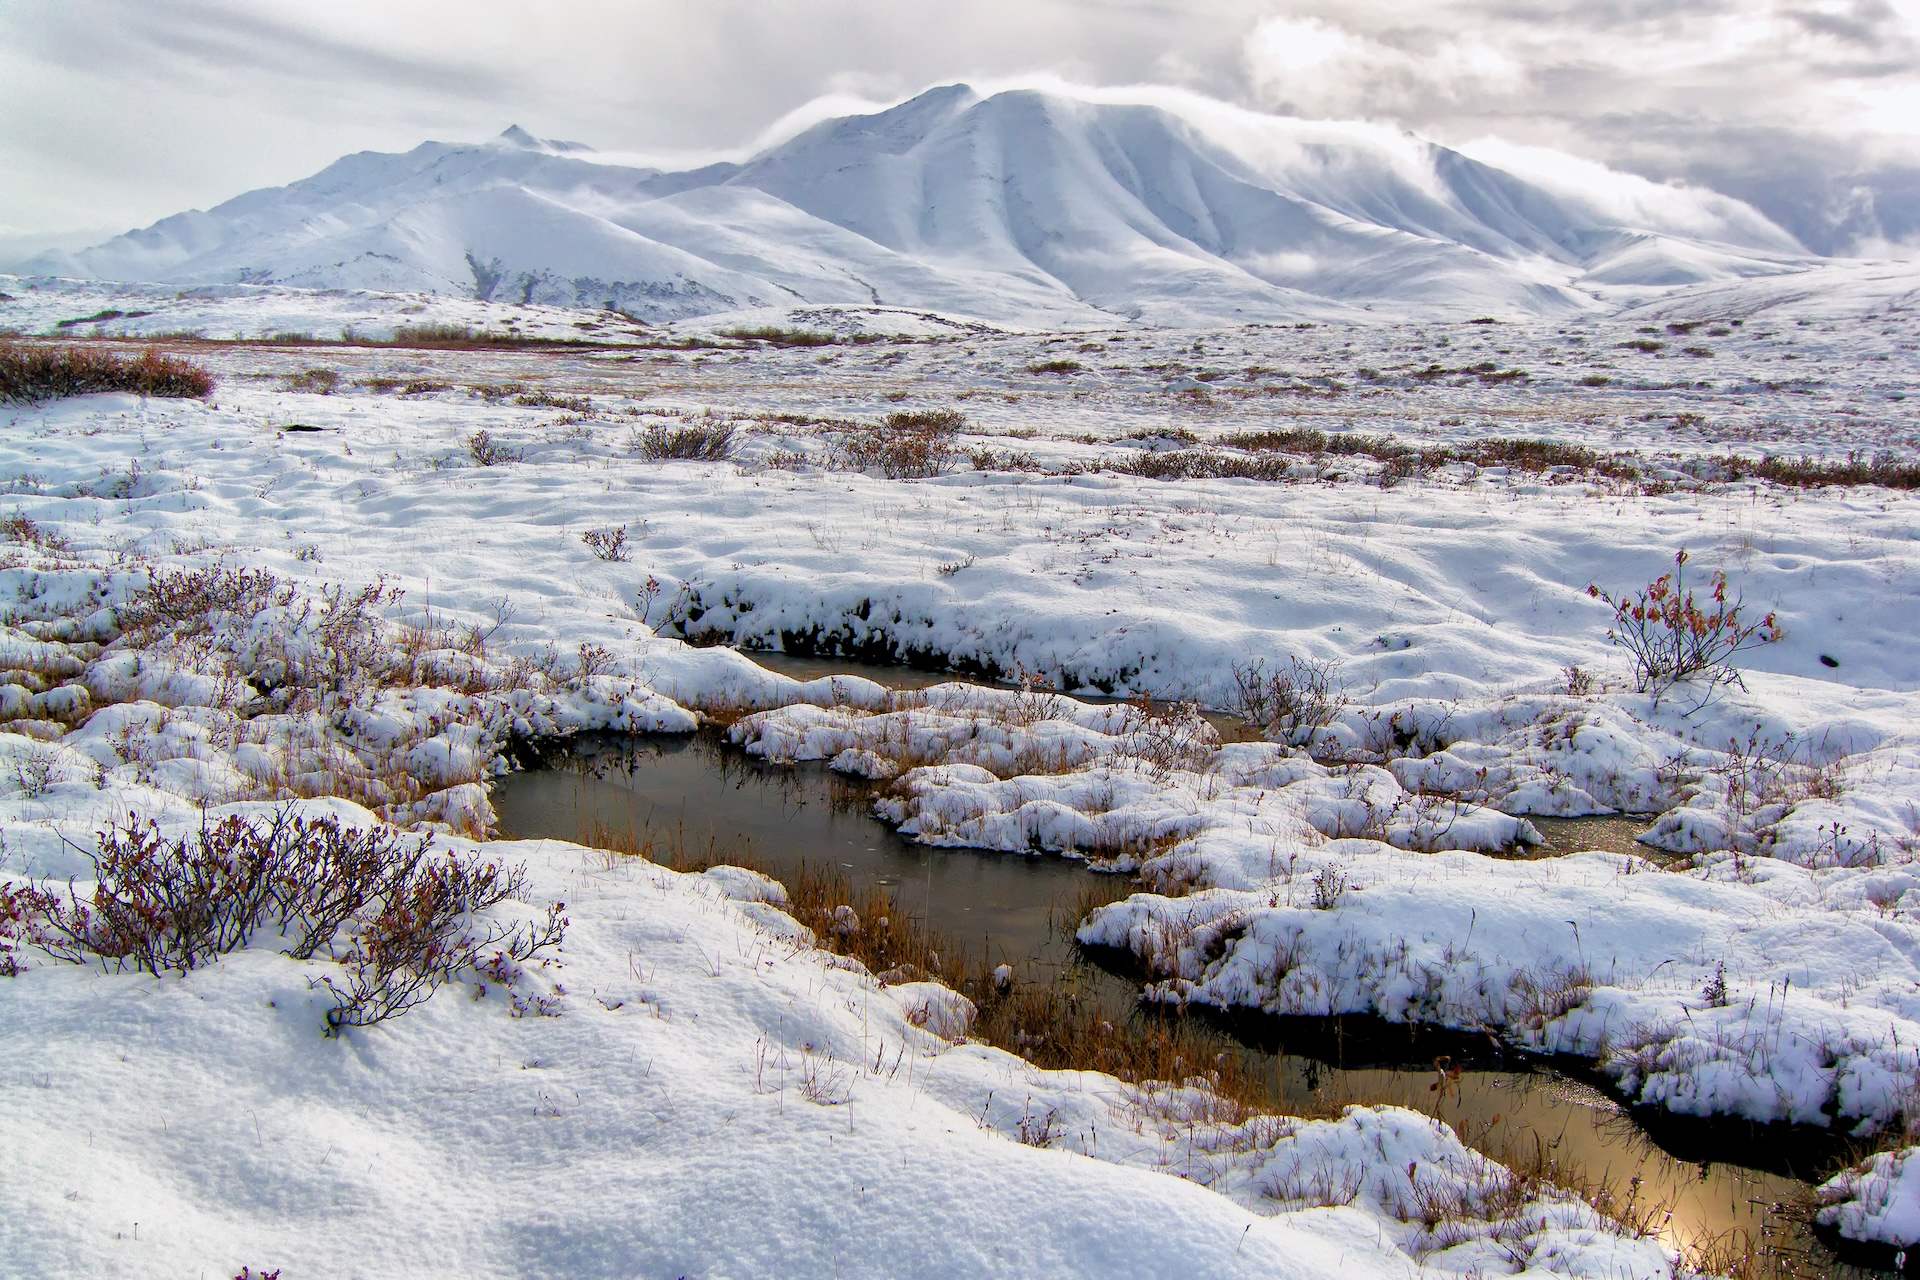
left=493, top=727, right=1884, bottom=1278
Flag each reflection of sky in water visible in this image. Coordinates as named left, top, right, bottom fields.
left=495, top=730, right=1884, bottom=1278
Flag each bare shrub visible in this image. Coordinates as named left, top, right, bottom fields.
left=466, top=430, right=523, bottom=467
left=10, top=743, right=63, bottom=797
left=0, top=341, right=215, bottom=404
left=1587, top=550, right=1779, bottom=703
left=797, top=1054, right=853, bottom=1105
left=385, top=324, right=581, bottom=349
left=1310, top=865, right=1348, bottom=910
left=312, top=576, right=407, bottom=686
left=1710, top=728, right=1849, bottom=848
left=1005, top=664, right=1065, bottom=727
left=882, top=408, right=966, bottom=434
left=286, top=368, right=341, bottom=394
left=836, top=409, right=966, bottom=479
left=574, top=642, right=615, bottom=680
left=115, top=566, right=430, bottom=719
left=392, top=322, right=480, bottom=345
left=1220, top=430, right=1640, bottom=486
left=315, top=857, right=565, bottom=1034
left=1017, top=1103, right=1062, bottom=1147
left=3, top=809, right=565, bottom=1032
left=1230, top=656, right=1348, bottom=747
left=358, top=376, right=452, bottom=396
left=581, top=525, right=630, bottom=562
left=718, top=325, right=837, bottom=347
left=1, top=512, right=72, bottom=554
left=513, top=389, right=590, bottom=412
left=1118, top=450, right=1296, bottom=483
left=1732, top=451, right=1920, bottom=491
left=1700, top=961, right=1729, bottom=1008
left=117, top=565, right=297, bottom=637
left=636, top=422, right=737, bottom=461
left=1027, top=359, right=1083, bottom=374
left=1119, top=695, right=1215, bottom=781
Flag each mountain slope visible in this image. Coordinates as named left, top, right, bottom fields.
left=1620, top=256, right=1920, bottom=320
left=35, top=88, right=1822, bottom=326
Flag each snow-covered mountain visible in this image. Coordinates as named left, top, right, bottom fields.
left=33, top=85, right=1824, bottom=326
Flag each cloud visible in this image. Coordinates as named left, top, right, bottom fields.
left=1782, top=0, right=1904, bottom=48
left=1241, top=16, right=1526, bottom=119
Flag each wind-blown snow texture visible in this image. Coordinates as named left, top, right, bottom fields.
left=28, top=85, right=1839, bottom=327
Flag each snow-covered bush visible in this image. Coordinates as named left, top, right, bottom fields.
left=1118, top=695, right=1216, bottom=781
left=1, top=809, right=566, bottom=1033
left=115, top=564, right=297, bottom=638
left=465, top=429, right=523, bottom=466
left=1588, top=549, right=1779, bottom=702
left=0, top=512, right=73, bottom=554
left=1230, top=655, right=1348, bottom=747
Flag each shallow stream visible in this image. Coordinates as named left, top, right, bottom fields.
left=493, top=653, right=1890, bottom=1277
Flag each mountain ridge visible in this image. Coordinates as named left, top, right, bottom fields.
left=31, top=83, right=1826, bottom=326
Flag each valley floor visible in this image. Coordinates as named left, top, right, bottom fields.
left=2, top=289, right=1918, bottom=1276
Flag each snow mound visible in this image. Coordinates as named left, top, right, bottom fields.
left=1817, top=1145, right=1920, bottom=1250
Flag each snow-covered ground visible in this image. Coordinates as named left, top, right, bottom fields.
left=3, top=799, right=1691, bottom=1280
left=3, top=295, right=1919, bottom=1271
left=0, top=274, right=668, bottom=345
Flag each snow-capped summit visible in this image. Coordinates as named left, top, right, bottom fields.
left=495, top=124, right=593, bottom=154
left=31, top=84, right=1824, bottom=326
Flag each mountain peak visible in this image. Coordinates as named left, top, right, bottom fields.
left=494, top=125, right=593, bottom=154
left=905, top=82, right=979, bottom=108
left=44, top=89, right=1814, bottom=327
left=850, top=83, right=981, bottom=131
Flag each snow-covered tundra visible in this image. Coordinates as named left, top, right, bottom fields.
left=2, top=271, right=1918, bottom=1274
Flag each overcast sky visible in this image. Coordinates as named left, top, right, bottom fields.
left=3, top=0, right=1916, bottom=257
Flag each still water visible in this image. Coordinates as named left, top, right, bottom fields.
left=495, top=728, right=1880, bottom=1277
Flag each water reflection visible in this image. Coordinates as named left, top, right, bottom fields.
left=494, top=732, right=1882, bottom=1278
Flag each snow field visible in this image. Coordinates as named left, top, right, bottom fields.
left=1, top=303, right=1918, bottom=1259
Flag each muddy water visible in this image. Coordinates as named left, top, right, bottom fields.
left=1530, top=815, right=1666, bottom=860
left=494, top=729, right=1880, bottom=1278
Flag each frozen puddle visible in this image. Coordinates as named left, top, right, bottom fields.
left=494, top=729, right=1881, bottom=1277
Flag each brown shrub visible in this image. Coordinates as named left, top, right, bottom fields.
left=836, top=410, right=965, bottom=478
left=2, top=809, right=565, bottom=1034
left=0, top=341, right=215, bottom=404
left=636, top=422, right=738, bottom=461
left=719, top=326, right=838, bottom=347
